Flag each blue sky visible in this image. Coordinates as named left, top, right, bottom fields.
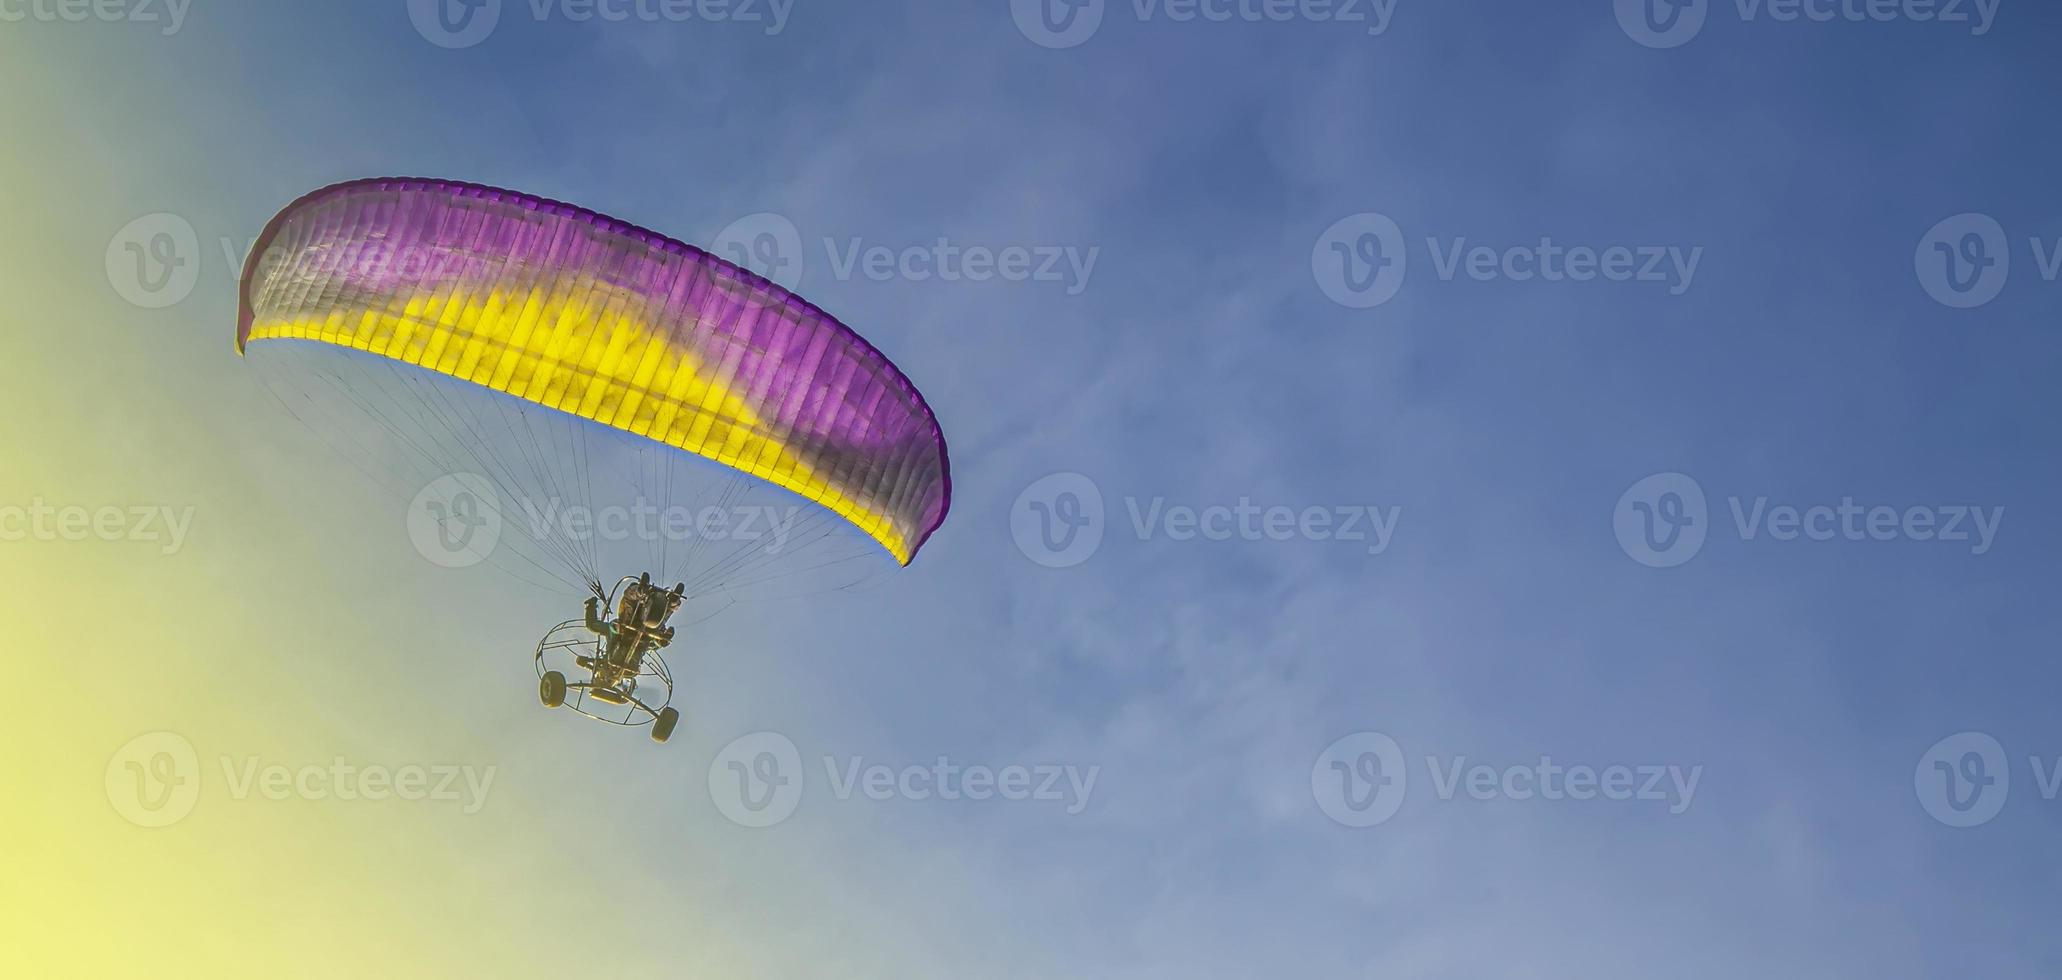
left=12, top=0, right=2062, bottom=976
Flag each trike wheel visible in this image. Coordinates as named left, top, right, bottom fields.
left=650, top=706, right=680, bottom=744
left=539, top=670, right=567, bottom=709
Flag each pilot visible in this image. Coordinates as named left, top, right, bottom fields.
left=642, top=583, right=685, bottom=648
left=583, top=575, right=687, bottom=667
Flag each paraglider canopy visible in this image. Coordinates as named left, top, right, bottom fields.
left=237, top=177, right=951, bottom=566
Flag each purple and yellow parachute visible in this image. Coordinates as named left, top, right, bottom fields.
left=237, top=178, right=949, bottom=568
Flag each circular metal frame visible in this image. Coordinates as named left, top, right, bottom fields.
left=533, top=619, right=675, bottom=729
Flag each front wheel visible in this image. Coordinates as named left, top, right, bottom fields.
left=539, top=671, right=567, bottom=708
left=650, top=706, right=680, bottom=744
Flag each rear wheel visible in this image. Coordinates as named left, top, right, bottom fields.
left=650, top=706, right=680, bottom=744
left=539, top=671, right=567, bottom=708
